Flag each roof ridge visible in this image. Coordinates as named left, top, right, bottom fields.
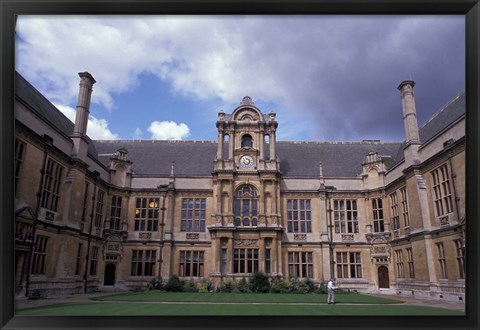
left=419, top=90, right=465, bottom=129
left=94, top=139, right=217, bottom=143
left=276, top=141, right=401, bottom=145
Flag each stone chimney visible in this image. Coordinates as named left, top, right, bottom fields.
left=71, top=72, right=96, bottom=159
left=397, top=80, right=420, bottom=165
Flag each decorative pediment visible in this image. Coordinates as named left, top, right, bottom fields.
left=369, top=236, right=391, bottom=262
left=234, top=108, right=260, bottom=121
left=231, top=96, right=264, bottom=121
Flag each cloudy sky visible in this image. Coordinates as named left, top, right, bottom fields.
left=15, top=15, right=464, bottom=142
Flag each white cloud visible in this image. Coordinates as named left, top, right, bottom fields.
left=148, top=120, right=190, bottom=140
left=54, top=104, right=119, bottom=140
left=16, top=16, right=464, bottom=141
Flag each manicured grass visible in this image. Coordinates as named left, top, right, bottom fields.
left=17, top=301, right=464, bottom=316
left=93, top=291, right=401, bottom=304
left=16, top=291, right=465, bottom=316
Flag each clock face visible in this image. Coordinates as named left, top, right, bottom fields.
left=240, top=155, right=254, bottom=168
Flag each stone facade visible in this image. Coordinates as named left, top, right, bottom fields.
left=14, top=72, right=465, bottom=303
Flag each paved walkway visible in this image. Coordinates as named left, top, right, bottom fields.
left=364, top=293, right=465, bottom=312
left=15, top=291, right=465, bottom=312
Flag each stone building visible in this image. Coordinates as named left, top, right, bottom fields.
left=14, top=71, right=465, bottom=302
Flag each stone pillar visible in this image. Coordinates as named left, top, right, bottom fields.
left=259, top=133, right=264, bottom=160
left=259, top=238, right=265, bottom=273
left=269, top=131, right=276, bottom=161
left=217, top=131, right=223, bottom=160
left=276, top=235, right=283, bottom=276
left=271, top=236, right=278, bottom=274
left=210, top=235, right=219, bottom=275
left=228, top=130, right=234, bottom=160
left=271, top=181, right=277, bottom=214
left=424, top=235, right=439, bottom=284
left=227, top=237, right=233, bottom=274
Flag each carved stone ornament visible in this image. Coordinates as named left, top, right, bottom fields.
left=293, top=234, right=307, bottom=241
left=369, top=242, right=391, bottom=262
left=439, top=215, right=450, bottom=227
left=215, top=214, right=223, bottom=225
left=186, top=233, right=200, bottom=240
left=240, top=96, right=254, bottom=106
left=258, top=215, right=266, bottom=225
left=271, top=216, right=278, bottom=225
left=416, top=175, right=427, bottom=189
left=342, top=234, right=354, bottom=241
left=233, top=239, right=258, bottom=247
left=107, top=243, right=120, bottom=252
left=139, top=232, right=152, bottom=240
left=107, top=234, right=123, bottom=242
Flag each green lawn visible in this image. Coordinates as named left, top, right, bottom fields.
left=16, top=292, right=465, bottom=316
left=93, top=291, right=400, bottom=304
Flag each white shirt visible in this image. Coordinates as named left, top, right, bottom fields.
left=328, top=281, right=335, bottom=290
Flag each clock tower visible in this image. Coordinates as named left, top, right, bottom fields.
left=209, top=96, right=283, bottom=282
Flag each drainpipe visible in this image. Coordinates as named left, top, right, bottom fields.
left=84, top=171, right=99, bottom=293
left=157, top=185, right=168, bottom=280
left=326, top=190, right=335, bottom=280
left=25, top=134, right=53, bottom=297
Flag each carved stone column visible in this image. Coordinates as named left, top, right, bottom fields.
left=227, top=237, right=233, bottom=274
left=259, top=238, right=265, bottom=272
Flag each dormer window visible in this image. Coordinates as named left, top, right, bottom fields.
left=241, top=134, right=252, bottom=148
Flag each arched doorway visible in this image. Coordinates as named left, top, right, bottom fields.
left=104, top=263, right=116, bottom=286
left=378, top=266, right=389, bottom=288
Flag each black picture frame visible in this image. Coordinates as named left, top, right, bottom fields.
left=1, top=1, right=479, bottom=330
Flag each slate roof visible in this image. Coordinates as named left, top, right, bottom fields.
left=15, top=72, right=99, bottom=158
left=419, top=91, right=465, bottom=143
left=276, top=142, right=401, bottom=177
left=393, top=91, right=465, bottom=164
left=95, top=140, right=218, bottom=177
left=94, top=139, right=402, bottom=177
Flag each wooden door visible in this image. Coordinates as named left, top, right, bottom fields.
left=378, top=266, right=389, bottom=288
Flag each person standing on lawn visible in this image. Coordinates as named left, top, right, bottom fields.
left=327, top=279, right=337, bottom=304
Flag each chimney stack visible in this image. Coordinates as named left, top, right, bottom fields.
left=397, top=80, right=420, bottom=145
left=73, top=72, right=96, bottom=136
left=71, top=72, right=95, bottom=159
left=397, top=80, right=420, bottom=166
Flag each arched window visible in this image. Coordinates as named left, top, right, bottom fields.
left=241, top=134, right=252, bottom=148
left=234, top=185, right=258, bottom=227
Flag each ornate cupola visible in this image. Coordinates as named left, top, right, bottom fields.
left=214, top=96, right=279, bottom=173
